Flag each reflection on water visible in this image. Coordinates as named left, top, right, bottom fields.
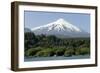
left=24, top=55, right=90, bottom=62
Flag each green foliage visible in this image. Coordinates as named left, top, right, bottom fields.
left=24, top=32, right=90, bottom=57
left=80, top=48, right=90, bottom=55
left=35, top=48, right=55, bottom=57
left=75, top=48, right=90, bottom=55
left=25, top=32, right=38, bottom=50
left=75, top=48, right=81, bottom=55
left=55, top=48, right=65, bottom=56
left=35, top=51, right=49, bottom=57
left=25, top=47, right=42, bottom=57
left=64, top=49, right=74, bottom=57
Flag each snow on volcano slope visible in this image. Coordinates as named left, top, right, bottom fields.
left=31, top=18, right=89, bottom=38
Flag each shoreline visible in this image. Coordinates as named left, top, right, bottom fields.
left=24, top=54, right=90, bottom=62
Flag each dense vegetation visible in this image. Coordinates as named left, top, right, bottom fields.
left=25, top=32, right=90, bottom=57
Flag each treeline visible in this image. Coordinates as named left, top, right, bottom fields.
left=25, top=32, right=90, bottom=57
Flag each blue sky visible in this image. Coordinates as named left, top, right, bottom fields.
left=24, top=11, right=90, bottom=33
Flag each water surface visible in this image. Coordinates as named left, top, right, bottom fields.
left=24, top=55, right=90, bottom=62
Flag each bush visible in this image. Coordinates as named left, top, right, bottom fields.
left=35, top=51, right=49, bottom=57
left=55, top=48, right=65, bottom=56
left=80, top=48, right=90, bottom=55
left=75, top=48, right=81, bottom=55
left=34, top=48, right=55, bottom=57
left=74, top=48, right=90, bottom=55
left=25, top=47, right=42, bottom=57
left=64, top=49, right=74, bottom=57
left=35, top=51, right=48, bottom=57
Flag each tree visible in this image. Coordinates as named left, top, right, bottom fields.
left=55, top=49, right=65, bottom=56
left=25, top=32, right=38, bottom=50
left=64, top=49, right=74, bottom=57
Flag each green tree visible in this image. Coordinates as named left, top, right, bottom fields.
left=25, top=32, right=38, bottom=50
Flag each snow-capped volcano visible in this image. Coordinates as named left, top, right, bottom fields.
left=31, top=18, right=89, bottom=38
left=32, top=18, right=81, bottom=32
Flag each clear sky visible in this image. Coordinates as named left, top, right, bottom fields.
left=24, top=11, right=90, bottom=33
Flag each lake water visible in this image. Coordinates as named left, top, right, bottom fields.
left=24, top=55, right=90, bottom=62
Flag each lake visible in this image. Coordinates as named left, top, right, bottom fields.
left=24, top=55, right=90, bottom=62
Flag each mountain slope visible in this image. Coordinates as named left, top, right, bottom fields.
left=31, top=18, right=89, bottom=38
left=24, top=28, right=31, bottom=32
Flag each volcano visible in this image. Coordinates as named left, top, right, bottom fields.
left=31, top=18, right=89, bottom=38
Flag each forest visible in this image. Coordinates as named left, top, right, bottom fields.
left=24, top=32, right=90, bottom=57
